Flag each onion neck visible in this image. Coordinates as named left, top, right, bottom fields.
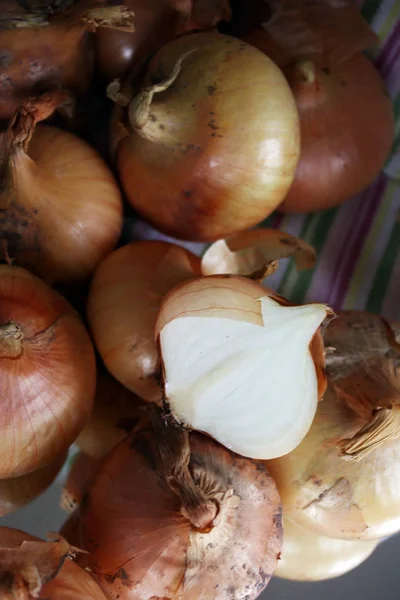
left=0, top=322, right=24, bottom=359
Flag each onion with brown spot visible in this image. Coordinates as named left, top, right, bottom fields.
left=80, top=422, right=282, bottom=600
left=0, top=265, right=96, bottom=478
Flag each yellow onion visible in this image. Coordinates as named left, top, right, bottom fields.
left=156, top=274, right=331, bottom=459
left=87, top=241, right=201, bottom=402
left=0, top=91, right=123, bottom=283
left=275, top=518, right=378, bottom=581
left=112, top=32, right=300, bottom=241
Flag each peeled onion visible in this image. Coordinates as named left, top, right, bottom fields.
left=275, top=518, right=378, bottom=581
left=0, top=265, right=96, bottom=478
left=0, top=91, right=123, bottom=283
left=112, top=32, right=300, bottom=241
left=87, top=241, right=201, bottom=402
left=0, top=527, right=107, bottom=599
left=80, top=424, right=282, bottom=600
left=156, top=275, right=330, bottom=459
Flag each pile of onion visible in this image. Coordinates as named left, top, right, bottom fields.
left=0, top=91, right=123, bottom=283
left=275, top=518, right=378, bottom=581
left=0, top=527, right=107, bottom=599
left=0, top=0, right=134, bottom=121
left=267, top=312, right=400, bottom=540
left=87, top=240, right=202, bottom=402
left=0, top=265, right=96, bottom=478
left=111, top=31, right=300, bottom=241
left=96, top=0, right=231, bottom=81
left=80, top=418, right=282, bottom=600
left=243, top=0, right=394, bottom=212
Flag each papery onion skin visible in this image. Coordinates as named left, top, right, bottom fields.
left=2, top=123, right=123, bottom=283
left=0, top=527, right=108, bottom=600
left=275, top=518, right=378, bottom=582
left=87, top=241, right=201, bottom=402
left=114, top=32, right=300, bottom=241
left=0, top=451, right=66, bottom=517
left=80, top=429, right=282, bottom=600
left=0, top=265, right=96, bottom=478
left=266, top=387, right=400, bottom=540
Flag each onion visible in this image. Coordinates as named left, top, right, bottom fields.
left=275, top=518, right=378, bottom=581
left=0, top=265, right=96, bottom=478
left=0, top=91, right=123, bottom=283
left=0, top=452, right=66, bottom=517
left=156, top=275, right=330, bottom=459
left=61, top=451, right=101, bottom=514
left=60, top=509, right=82, bottom=548
left=0, top=527, right=107, bottom=599
left=243, top=6, right=394, bottom=212
left=267, top=368, right=400, bottom=540
left=80, top=421, right=282, bottom=600
left=96, top=0, right=231, bottom=81
left=76, top=372, right=148, bottom=458
left=111, top=32, right=300, bottom=241
left=87, top=240, right=201, bottom=402
left=0, top=1, right=134, bottom=121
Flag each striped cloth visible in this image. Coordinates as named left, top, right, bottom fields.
left=129, top=0, right=400, bottom=320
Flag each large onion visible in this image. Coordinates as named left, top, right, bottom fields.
left=0, top=265, right=96, bottom=478
left=112, top=32, right=300, bottom=241
left=80, top=423, right=282, bottom=600
left=0, top=91, right=123, bottom=283
left=275, top=518, right=378, bottom=581
left=87, top=241, right=201, bottom=402
left=156, top=274, right=330, bottom=459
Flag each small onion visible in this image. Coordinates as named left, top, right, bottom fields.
left=112, top=32, right=300, bottom=241
left=80, top=423, right=282, bottom=600
left=275, top=518, right=378, bottom=582
left=156, top=275, right=330, bottom=459
left=0, top=265, right=96, bottom=478
left=0, top=451, right=66, bottom=517
left=0, top=91, right=123, bottom=283
left=87, top=241, right=201, bottom=402
left=0, top=527, right=108, bottom=600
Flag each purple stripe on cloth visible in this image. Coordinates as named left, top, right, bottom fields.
left=375, top=20, right=400, bottom=75
left=329, top=175, right=386, bottom=308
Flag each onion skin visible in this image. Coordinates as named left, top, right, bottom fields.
left=61, top=452, right=101, bottom=514
left=266, top=387, right=400, bottom=540
left=275, top=518, right=378, bottom=582
left=80, top=429, right=282, bottom=600
left=87, top=241, right=201, bottom=402
left=114, top=32, right=300, bottom=241
left=0, top=527, right=108, bottom=600
left=0, top=452, right=66, bottom=517
left=2, top=122, right=123, bottom=283
left=0, top=265, right=96, bottom=478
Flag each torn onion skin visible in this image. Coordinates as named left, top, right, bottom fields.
left=0, top=527, right=108, bottom=600
left=0, top=92, right=123, bottom=283
left=0, top=452, right=66, bottom=518
left=156, top=275, right=330, bottom=459
left=80, top=426, right=282, bottom=600
left=112, top=32, right=300, bottom=241
left=0, top=265, right=96, bottom=479
left=266, top=387, right=400, bottom=540
left=76, top=372, right=149, bottom=458
left=275, top=518, right=378, bottom=582
left=87, top=241, right=202, bottom=403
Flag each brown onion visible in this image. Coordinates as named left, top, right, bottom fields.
left=96, top=0, right=231, bottom=81
left=0, top=265, right=96, bottom=478
left=61, top=451, right=101, bottom=514
left=0, top=91, right=123, bottom=283
left=275, top=518, right=378, bottom=581
left=0, top=527, right=108, bottom=599
left=80, top=422, right=282, bottom=600
left=76, top=371, right=148, bottom=458
left=112, top=32, right=300, bottom=241
left=0, top=451, right=66, bottom=517
left=0, top=1, right=134, bottom=122
left=87, top=240, right=201, bottom=402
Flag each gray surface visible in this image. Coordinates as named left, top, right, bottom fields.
left=2, top=481, right=400, bottom=600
